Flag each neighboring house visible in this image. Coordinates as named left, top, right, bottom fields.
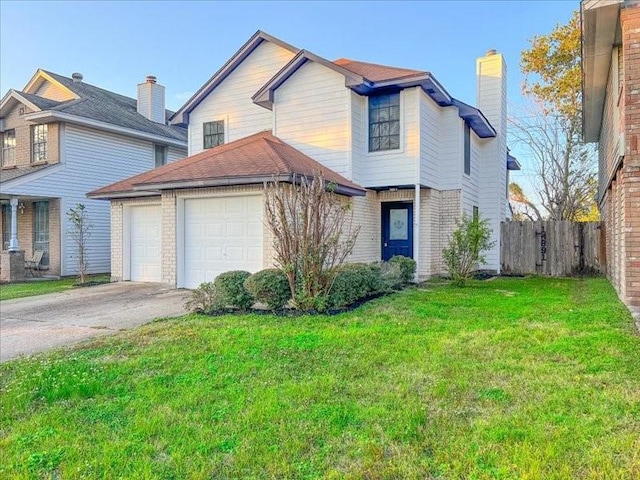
left=0, top=70, right=187, bottom=278
left=582, top=0, right=640, bottom=307
left=90, top=31, right=518, bottom=289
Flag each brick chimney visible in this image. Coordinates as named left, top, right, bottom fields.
left=137, top=75, right=166, bottom=124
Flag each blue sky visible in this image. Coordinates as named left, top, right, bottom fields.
left=1, top=0, right=578, bottom=191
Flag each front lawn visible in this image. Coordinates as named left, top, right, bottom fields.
left=0, top=275, right=110, bottom=301
left=1, top=277, right=639, bottom=478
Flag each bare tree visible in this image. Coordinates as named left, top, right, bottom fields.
left=263, top=173, right=360, bottom=311
left=67, top=203, right=93, bottom=284
left=510, top=101, right=597, bottom=221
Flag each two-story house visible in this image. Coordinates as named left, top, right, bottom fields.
left=0, top=70, right=187, bottom=280
left=90, top=31, right=518, bottom=288
left=582, top=0, right=640, bottom=307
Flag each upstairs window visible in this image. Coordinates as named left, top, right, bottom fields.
left=154, top=144, right=167, bottom=168
left=32, top=124, right=48, bottom=163
left=464, top=123, right=471, bottom=175
left=203, top=120, right=224, bottom=149
left=369, top=93, right=400, bottom=152
left=1, top=129, right=16, bottom=167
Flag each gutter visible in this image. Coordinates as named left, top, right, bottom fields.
left=24, top=111, right=188, bottom=148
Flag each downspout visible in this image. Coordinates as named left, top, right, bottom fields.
left=414, top=89, right=421, bottom=282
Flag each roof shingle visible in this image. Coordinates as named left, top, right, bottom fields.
left=20, top=71, right=187, bottom=142
left=333, top=58, right=425, bottom=82
left=88, top=131, right=364, bottom=198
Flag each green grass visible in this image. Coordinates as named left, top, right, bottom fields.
left=1, top=277, right=639, bottom=479
left=0, top=275, right=110, bottom=301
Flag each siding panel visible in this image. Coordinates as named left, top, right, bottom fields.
left=1, top=124, right=187, bottom=276
left=188, top=41, right=296, bottom=155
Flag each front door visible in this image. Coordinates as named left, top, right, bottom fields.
left=381, top=202, right=413, bottom=260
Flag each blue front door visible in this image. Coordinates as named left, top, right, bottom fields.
left=381, top=202, right=413, bottom=261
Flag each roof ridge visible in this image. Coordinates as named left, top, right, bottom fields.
left=334, top=57, right=425, bottom=74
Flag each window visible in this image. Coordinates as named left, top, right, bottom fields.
left=33, top=201, right=49, bottom=267
left=154, top=144, right=167, bottom=168
left=203, top=121, right=224, bottom=149
left=464, top=123, right=471, bottom=175
left=2, top=204, right=11, bottom=250
left=1, top=130, right=16, bottom=167
left=473, top=206, right=479, bottom=221
left=32, top=124, right=48, bottom=163
left=369, top=93, right=400, bottom=152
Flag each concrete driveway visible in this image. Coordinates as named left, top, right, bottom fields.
left=0, top=282, right=189, bottom=362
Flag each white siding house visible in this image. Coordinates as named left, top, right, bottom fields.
left=92, top=31, right=518, bottom=287
left=0, top=70, right=187, bottom=279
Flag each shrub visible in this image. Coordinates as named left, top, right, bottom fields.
left=214, top=271, right=254, bottom=310
left=328, top=263, right=379, bottom=308
left=389, top=255, right=417, bottom=283
left=376, top=261, right=405, bottom=291
left=244, top=269, right=291, bottom=310
left=443, top=214, right=495, bottom=286
left=184, top=282, right=219, bottom=313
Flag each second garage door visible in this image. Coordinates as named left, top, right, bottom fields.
left=183, top=195, right=263, bottom=288
left=129, top=204, right=161, bottom=282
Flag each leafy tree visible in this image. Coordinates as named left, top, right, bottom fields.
left=67, top=203, right=93, bottom=284
left=513, top=11, right=599, bottom=222
left=509, top=182, right=542, bottom=221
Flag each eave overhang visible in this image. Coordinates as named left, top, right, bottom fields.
left=24, top=110, right=187, bottom=148
left=170, top=30, right=299, bottom=126
left=135, top=173, right=367, bottom=197
left=507, top=152, right=521, bottom=171
left=581, top=0, right=623, bottom=142
left=451, top=99, right=496, bottom=138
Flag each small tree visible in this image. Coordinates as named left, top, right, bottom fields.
left=443, top=215, right=495, bottom=287
left=67, top=203, right=93, bottom=284
left=263, top=173, right=360, bottom=311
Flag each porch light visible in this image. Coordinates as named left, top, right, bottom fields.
left=18, top=202, right=25, bottom=215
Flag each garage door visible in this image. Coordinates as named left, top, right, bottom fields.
left=129, top=205, right=161, bottom=282
left=183, top=195, right=263, bottom=288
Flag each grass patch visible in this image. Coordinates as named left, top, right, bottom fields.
left=0, top=275, right=110, bottom=301
left=1, top=277, right=639, bottom=478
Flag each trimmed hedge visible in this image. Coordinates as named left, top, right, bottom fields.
left=328, top=263, right=380, bottom=308
left=389, top=255, right=417, bottom=283
left=214, top=271, right=254, bottom=310
left=244, top=269, right=291, bottom=310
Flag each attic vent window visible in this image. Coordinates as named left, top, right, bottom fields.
left=18, top=107, right=25, bottom=116
left=203, top=120, right=225, bottom=149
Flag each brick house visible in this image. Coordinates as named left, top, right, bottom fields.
left=0, top=70, right=187, bottom=279
left=582, top=0, right=640, bottom=307
left=89, top=31, right=518, bottom=288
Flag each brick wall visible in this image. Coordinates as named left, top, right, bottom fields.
left=107, top=185, right=464, bottom=287
left=615, top=5, right=640, bottom=305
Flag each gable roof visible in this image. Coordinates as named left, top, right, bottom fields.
left=88, top=130, right=365, bottom=199
left=1, top=70, right=187, bottom=144
left=333, top=58, right=424, bottom=82
left=253, top=48, right=496, bottom=138
left=170, top=31, right=299, bottom=126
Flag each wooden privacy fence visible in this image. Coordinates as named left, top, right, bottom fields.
left=500, top=221, right=605, bottom=276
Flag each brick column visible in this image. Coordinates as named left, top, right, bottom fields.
left=622, top=4, right=640, bottom=305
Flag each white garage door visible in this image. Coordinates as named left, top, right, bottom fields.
left=183, top=195, right=263, bottom=288
left=129, top=205, right=161, bottom=282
